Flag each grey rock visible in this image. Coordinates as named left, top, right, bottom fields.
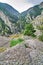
left=0, top=39, right=43, bottom=65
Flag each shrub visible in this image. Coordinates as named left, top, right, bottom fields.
left=24, top=23, right=36, bottom=37
left=10, top=38, right=24, bottom=47
left=38, top=34, right=43, bottom=41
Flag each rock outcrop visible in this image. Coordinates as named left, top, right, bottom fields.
left=0, top=39, right=43, bottom=65
left=0, top=11, right=11, bottom=28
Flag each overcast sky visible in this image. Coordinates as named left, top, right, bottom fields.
left=0, top=0, right=43, bottom=12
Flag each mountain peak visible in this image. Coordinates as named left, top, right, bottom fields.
left=40, top=2, right=43, bottom=6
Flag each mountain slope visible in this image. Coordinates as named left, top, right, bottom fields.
left=21, top=2, right=43, bottom=19
left=0, top=3, right=20, bottom=35
left=0, top=2, right=20, bottom=23
left=0, top=2, right=43, bottom=35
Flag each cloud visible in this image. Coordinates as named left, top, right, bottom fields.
left=26, top=0, right=43, bottom=5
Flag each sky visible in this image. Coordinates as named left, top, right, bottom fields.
left=0, top=0, right=43, bottom=13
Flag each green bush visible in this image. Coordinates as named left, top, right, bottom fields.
left=38, top=34, right=43, bottom=41
left=10, top=38, right=24, bottom=47
left=24, top=23, right=36, bottom=37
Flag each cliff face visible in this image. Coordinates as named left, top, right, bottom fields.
left=0, top=11, right=19, bottom=34
left=0, top=3, right=20, bottom=35
left=0, top=11, right=11, bottom=28
left=0, top=11, right=14, bottom=35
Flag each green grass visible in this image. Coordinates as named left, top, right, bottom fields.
left=10, top=38, right=24, bottom=47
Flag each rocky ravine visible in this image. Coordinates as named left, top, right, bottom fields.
left=0, top=38, right=43, bottom=65
left=0, top=11, right=11, bottom=28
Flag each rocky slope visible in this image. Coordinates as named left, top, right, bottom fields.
left=0, top=11, right=11, bottom=28
left=0, top=38, right=43, bottom=65
left=0, top=11, right=17, bottom=34
left=0, top=36, right=10, bottom=48
left=0, top=3, right=20, bottom=34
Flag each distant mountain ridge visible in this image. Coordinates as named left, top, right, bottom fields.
left=0, top=2, right=20, bottom=23
left=21, top=2, right=43, bottom=19
left=0, top=2, right=20, bottom=16
left=0, top=2, right=43, bottom=35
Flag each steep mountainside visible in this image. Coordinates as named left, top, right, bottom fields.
left=21, top=2, right=43, bottom=19
left=33, top=14, right=43, bottom=26
left=0, top=3, right=20, bottom=35
left=0, top=2, right=20, bottom=23
left=0, top=2, right=43, bottom=35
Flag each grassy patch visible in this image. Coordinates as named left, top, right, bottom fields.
left=0, top=47, right=6, bottom=53
left=9, top=34, right=23, bottom=39
left=10, top=38, right=24, bottom=47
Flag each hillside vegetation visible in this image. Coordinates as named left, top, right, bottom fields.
left=0, top=2, right=43, bottom=36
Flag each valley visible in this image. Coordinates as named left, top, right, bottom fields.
left=0, top=2, right=43, bottom=65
